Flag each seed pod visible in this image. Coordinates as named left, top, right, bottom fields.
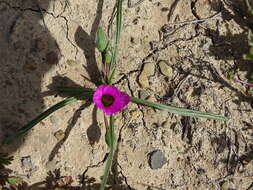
left=96, top=27, right=108, bottom=53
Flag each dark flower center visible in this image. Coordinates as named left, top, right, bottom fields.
left=102, top=94, right=114, bottom=107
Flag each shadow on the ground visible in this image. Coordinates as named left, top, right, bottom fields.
left=74, top=0, right=105, bottom=147
left=0, top=1, right=60, bottom=153
left=1, top=167, right=137, bottom=190
left=0, top=0, right=104, bottom=155
left=0, top=0, right=105, bottom=187
left=47, top=0, right=105, bottom=160
left=74, top=0, right=104, bottom=87
left=207, top=0, right=253, bottom=79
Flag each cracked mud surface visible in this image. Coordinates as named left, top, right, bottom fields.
left=1, top=0, right=253, bottom=189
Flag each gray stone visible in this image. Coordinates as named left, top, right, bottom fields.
left=50, top=115, right=60, bottom=125
left=21, top=156, right=38, bottom=176
left=21, top=156, right=33, bottom=169
left=149, top=150, right=167, bottom=169
left=159, top=61, right=173, bottom=77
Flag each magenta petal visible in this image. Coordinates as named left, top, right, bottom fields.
left=103, top=85, right=121, bottom=96
left=120, top=92, right=131, bottom=106
left=93, top=85, right=106, bottom=110
left=93, top=85, right=130, bottom=115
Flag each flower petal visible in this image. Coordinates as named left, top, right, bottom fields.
left=93, top=85, right=130, bottom=115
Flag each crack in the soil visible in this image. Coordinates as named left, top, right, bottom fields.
left=59, top=15, right=79, bottom=60
left=113, top=69, right=139, bottom=85
left=0, top=0, right=79, bottom=60
left=117, top=162, right=133, bottom=190
left=142, top=37, right=194, bottom=64
left=114, top=70, right=147, bottom=130
left=111, top=117, right=133, bottom=190
left=190, top=0, right=203, bottom=37
left=190, top=0, right=200, bottom=20
left=40, top=10, right=79, bottom=60
left=126, top=76, right=147, bottom=128
left=81, top=152, right=108, bottom=182
left=0, top=1, right=42, bottom=13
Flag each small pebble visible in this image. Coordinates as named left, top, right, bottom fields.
left=21, top=156, right=33, bottom=169
left=159, top=61, right=173, bottom=77
left=21, top=156, right=38, bottom=176
left=50, top=115, right=60, bottom=125
left=66, top=59, right=76, bottom=65
left=138, top=74, right=149, bottom=88
left=220, top=181, right=233, bottom=190
left=143, top=62, right=155, bottom=76
left=149, top=150, right=167, bottom=169
left=54, top=130, right=65, bottom=141
left=130, top=109, right=141, bottom=118
left=138, top=62, right=155, bottom=88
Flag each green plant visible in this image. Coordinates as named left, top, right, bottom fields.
left=0, top=154, right=25, bottom=188
left=2, top=0, right=229, bottom=189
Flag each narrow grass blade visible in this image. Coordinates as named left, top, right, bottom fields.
left=100, top=115, right=115, bottom=190
left=57, top=87, right=93, bottom=97
left=131, top=97, right=229, bottom=121
left=2, top=97, right=79, bottom=144
left=110, top=0, right=123, bottom=75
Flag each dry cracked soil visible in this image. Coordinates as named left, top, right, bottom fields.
left=0, top=0, right=253, bottom=190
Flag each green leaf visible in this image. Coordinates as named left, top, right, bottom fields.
left=249, top=87, right=253, bottom=96
left=248, top=32, right=253, bottom=46
left=243, top=53, right=253, bottom=61
left=7, top=177, right=24, bottom=185
left=226, top=71, right=235, bottom=80
left=2, top=97, right=79, bottom=144
left=104, top=50, right=112, bottom=64
left=108, top=67, right=116, bottom=85
left=100, top=115, right=116, bottom=190
left=56, top=87, right=93, bottom=97
left=96, top=27, right=109, bottom=53
left=249, top=73, right=253, bottom=80
left=0, top=154, right=13, bottom=169
left=131, top=97, right=229, bottom=121
left=110, top=0, right=123, bottom=77
left=250, top=9, right=253, bottom=15
left=105, top=115, right=116, bottom=150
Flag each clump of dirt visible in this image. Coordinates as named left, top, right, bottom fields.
left=0, top=0, right=253, bottom=189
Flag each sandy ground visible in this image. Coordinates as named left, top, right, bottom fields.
left=0, top=0, right=253, bottom=189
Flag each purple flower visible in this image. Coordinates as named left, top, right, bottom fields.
left=93, top=85, right=130, bottom=115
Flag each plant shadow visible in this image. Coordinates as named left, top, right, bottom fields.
left=42, top=75, right=101, bottom=161
left=0, top=0, right=104, bottom=185
left=74, top=0, right=104, bottom=87
left=207, top=0, right=253, bottom=79
left=1, top=167, right=138, bottom=190
left=47, top=0, right=105, bottom=160
left=73, top=0, right=106, bottom=147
